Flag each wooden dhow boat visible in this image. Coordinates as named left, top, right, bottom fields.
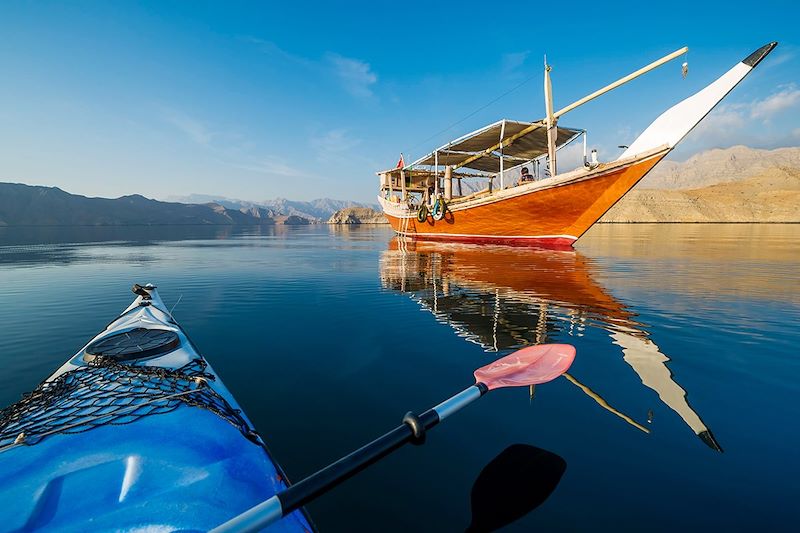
left=377, top=43, right=777, bottom=247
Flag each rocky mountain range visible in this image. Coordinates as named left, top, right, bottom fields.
left=327, top=207, right=388, bottom=224
left=0, top=183, right=311, bottom=226
left=602, top=166, right=800, bottom=223
left=602, top=146, right=800, bottom=222
left=166, top=194, right=379, bottom=222
left=638, top=145, right=800, bottom=190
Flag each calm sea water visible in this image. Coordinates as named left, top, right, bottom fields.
left=0, top=224, right=798, bottom=531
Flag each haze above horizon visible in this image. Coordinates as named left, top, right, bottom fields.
left=1, top=1, right=798, bottom=203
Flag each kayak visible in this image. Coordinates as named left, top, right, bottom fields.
left=0, top=284, right=314, bottom=532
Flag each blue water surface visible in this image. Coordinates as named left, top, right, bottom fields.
left=0, top=224, right=798, bottom=531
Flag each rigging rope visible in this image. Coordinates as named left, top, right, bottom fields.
left=404, top=71, right=542, bottom=158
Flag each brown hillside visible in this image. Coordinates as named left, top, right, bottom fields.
left=640, top=146, right=800, bottom=190
left=602, top=167, right=800, bottom=223
left=328, top=207, right=388, bottom=224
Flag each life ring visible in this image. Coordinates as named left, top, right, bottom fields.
left=432, top=198, right=447, bottom=221
left=417, top=204, right=429, bottom=222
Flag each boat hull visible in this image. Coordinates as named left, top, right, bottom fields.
left=382, top=151, right=665, bottom=248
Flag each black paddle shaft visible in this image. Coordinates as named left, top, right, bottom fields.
left=278, top=409, right=439, bottom=515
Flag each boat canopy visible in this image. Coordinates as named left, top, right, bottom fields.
left=409, top=119, right=583, bottom=173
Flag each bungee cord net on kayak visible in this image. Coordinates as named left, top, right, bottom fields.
left=0, top=357, right=258, bottom=450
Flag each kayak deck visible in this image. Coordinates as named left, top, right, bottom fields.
left=0, top=285, right=313, bottom=532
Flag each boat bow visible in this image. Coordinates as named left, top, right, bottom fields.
left=619, top=42, right=778, bottom=160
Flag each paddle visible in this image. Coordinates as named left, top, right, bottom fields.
left=467, top=444, right=567, bottom=532
left=211, top=343, right=575, bottom=533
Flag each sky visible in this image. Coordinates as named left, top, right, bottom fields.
left=0, top=1, right=798, bottom=203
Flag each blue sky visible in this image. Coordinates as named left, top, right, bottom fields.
left=0, top=1, right=797, bottom=202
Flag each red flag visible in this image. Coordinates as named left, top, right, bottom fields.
left=396, top=154, right=405, bottom=169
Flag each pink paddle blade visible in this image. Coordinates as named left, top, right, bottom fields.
left=474, top=344, right=576, bottom=391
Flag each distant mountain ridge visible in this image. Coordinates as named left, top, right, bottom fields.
left=640, top=146, right=800, bottom=190
left=603, top=145, right=800, bottom=222
left=328, top=207, right=388, bottom=224
left=166, top=194, right=379, bottom=222
left=0, top=183, right=310, bottom=226
left=602, top=166, right=800, bottom=222
left=4, top=146, right=797, bottom=227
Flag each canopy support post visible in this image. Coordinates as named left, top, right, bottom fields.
left=400, top=169, right=407, bottom=201
left=499, top=120, right=506, bottom=190
left=582, top=130, right=587, bottom=166
left=434, top=151, right=439, bottom=202
left=444, top=165, right=453, bottom=200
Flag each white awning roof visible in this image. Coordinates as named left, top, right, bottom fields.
left=410, top=119, right=582, bottom=173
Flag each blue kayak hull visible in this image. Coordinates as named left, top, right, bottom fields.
left=0, top=409, right=310, bottom=531
left=0, top=286, right=313, bottom=532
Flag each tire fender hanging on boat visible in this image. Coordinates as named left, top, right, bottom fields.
left=432, top=198, right=447, bottom=221
left=417, top=204, right=429, bottom=223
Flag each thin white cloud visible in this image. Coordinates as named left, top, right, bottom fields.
left=325, top=53, right=378, bottom=99
left=501, top=51, right=530, bottom=77
left=554, top=140, right=587, bottom=172
left=233, top=155, right=309, bottom=178
left=759, top=48, right=795, bottom=71
left=687, top=104, right=747, bottom=142
left=238, top=36, right=315, bottom=68
left=162, top=108, right=214, bottom=145
left=311, top=129, right=362, bottom=162
left=241, top=36, right=378, bottom=100
left=750, top=84, right=800, bottom=120
left=158, top=103, right=311, bottom=179
left=659, top=84, right=800, bottom=158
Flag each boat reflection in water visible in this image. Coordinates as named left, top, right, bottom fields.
left=380, top=237, right=722, bottom=451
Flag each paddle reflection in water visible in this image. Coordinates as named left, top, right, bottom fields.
left=380, top=237, right=722, bottom=451
left=467, top=444, right=566, bottom=533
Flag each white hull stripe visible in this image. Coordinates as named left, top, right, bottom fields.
left=396, top=230, right=578, bottom=240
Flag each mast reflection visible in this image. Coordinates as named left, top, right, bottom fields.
left=380, top=237, right=722, bottom=451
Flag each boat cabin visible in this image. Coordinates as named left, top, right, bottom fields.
left=378, top=119, right=586, bottom=207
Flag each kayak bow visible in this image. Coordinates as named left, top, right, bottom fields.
left=0, top=283, right=313, bottom=532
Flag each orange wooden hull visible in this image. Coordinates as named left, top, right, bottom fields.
left=383, top=152, right=665, bottom=247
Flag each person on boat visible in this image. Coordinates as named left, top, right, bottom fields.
left=518, top=166, right=535, bottom=185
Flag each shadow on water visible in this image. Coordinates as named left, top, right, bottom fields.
left=380, top=237, right=723, bottom=452
left=466, top=444, right=566, bottom=532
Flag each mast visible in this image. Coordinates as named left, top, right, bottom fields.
left=450, top=47, right=688, bottom=173
left=544, top=57, right=557, bottom=176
